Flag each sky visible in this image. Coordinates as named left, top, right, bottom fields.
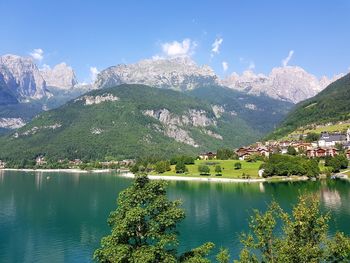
left=0, top=0, right=349, bottom=82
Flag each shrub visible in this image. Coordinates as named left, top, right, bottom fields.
left=234, top=162, right=242, bottom=170
left=215, top=165, right=222, bottom=176
left=198, top=165, right=210, bottom=175
left=175, top=161, right=187, bottom=174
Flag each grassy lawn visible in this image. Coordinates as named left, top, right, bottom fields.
left=154, top=159, right=263, bottom=179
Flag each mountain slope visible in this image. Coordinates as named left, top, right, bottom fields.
left=268, top=73, right=350, bottom=139
left=0, top=85, right=261, bottom=163
left=187, top=86, right=293, bottom=134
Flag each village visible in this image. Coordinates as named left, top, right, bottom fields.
left=200, top=128, right=350, bottom=161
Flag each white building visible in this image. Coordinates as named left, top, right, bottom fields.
left=318, top=132, right=347, bottom=147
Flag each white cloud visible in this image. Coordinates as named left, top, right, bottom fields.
left=161, top=38, right=196, bottom=57
left=90, top=67, right=99, bottom=82
left=30, top=48, right=44, bottom=61
left=282, top=50, right=294, bottom=67
left=222, top=61, right=228, bottom=72
left=211, top=37, right=223, bottom=55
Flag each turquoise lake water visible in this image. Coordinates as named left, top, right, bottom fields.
left=1, top=171, right=350, bottom=262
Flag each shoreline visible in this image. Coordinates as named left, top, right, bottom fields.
left=0, top=169, right=330, bottom=183
left=120, top=172, right=310, bottom=183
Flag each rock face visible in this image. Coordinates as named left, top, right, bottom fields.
left=0, top=54, right=48, bottom=100
left=221, top=66, right=344, bottom=103
left=142, top=108, right=217, bottom=147
left=94, top=57, right=219, bottom=91
left=74, top=93, right=119, bottom=105
left=0, top=118, right=25, bottom=129
left=40, top=63, right=77, bottom=89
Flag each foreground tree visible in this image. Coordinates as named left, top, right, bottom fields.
left=94, top=174, right=214, bottom=262
left=235, top=194, right=350, bottom=263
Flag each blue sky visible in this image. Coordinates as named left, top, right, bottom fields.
left=1, top=0, right=349, bottom=82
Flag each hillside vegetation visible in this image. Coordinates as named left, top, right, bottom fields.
left=0, top=84, right=265, bottom=163
left=188, top=85, right=293, bottom=134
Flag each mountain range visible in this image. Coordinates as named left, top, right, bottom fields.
left=94, top=56, right=344, bottom=104
left=0, top=53, right=347, bottom=162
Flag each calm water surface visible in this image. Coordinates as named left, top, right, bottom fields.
left=1, top=171, right=350, bottom=262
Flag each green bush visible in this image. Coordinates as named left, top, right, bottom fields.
left=234, top=162, right=242, bottom=170
left=214, top=165, right=222, bottom=175
left=198, top=165, right=210, bottom=175
left=175, top=161, right=188, bottom=174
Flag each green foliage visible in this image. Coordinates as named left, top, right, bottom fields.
left=198, top=165, right=210, bottom=175
left=154, top=160, right=171, bottom=174
left=286, top=146, right=297, bottom=155
left=175, top=161, right=188, bottom=174
left=335, top=142, right=345, bottom=153
left=94, top=174, right=214, bottom=263
left=170, top=155, right=195, bottom=165
left=216, top=148, right=234, bottom=160
left=214, top=165, right=222, bottom=175
left=216, top=248, right=230, bottom=263
left=179, top=242, right=215, bottom=263
left=244, top=154, right=261, bottom=163
left=94, top=174, right=185, bottom=262
left=268, top=73, right=350, bottom=139
left=325, top=155, right=349, bottom=172
left=234, top=162, right=242, bottom=170
left=326, top=232, right=350, bottom=262
left=305, top=132, right=320, bottom=142
left=262, top=154, right=320, bottom=178
left=235, top=194, right=350, bottom=263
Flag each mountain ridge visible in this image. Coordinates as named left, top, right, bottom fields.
left=267, top=72, right=350, bottom=139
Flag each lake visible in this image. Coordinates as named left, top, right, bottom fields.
left=1, top=171, right=350, bottom=262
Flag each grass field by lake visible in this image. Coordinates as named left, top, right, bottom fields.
left=155, top=159, right=263, bottom=179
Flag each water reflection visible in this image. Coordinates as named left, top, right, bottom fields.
left=1, top=172, right=350, bottom=262
left=321, top=188, right=342, bottom=210
left=259, top=182, right=265, bottom=193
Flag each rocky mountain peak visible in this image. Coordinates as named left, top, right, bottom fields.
left=40, top=62, right=78, bottom=89
left=94, top=56, right=219, bottom=90
left=222, top=66, right=343, bottom=103
left=0, top=54, right=47, bottom=100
